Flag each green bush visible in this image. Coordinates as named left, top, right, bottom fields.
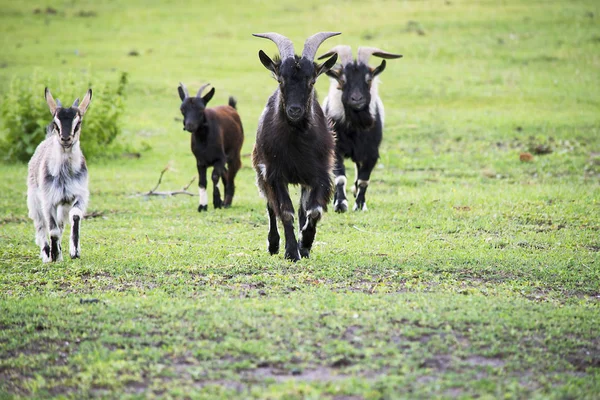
left=0, top=70, right=129, bottom=163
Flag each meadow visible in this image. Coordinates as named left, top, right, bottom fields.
left=1, top=0, right=599, bottom=398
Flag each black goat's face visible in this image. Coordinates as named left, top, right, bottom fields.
left=45, top=88, right=92, bottom=149
left=328, top=60, right=386, bottom=111
left=259, top=52, right=338, bottom=123
left=178, top=87, right=215, bottom=133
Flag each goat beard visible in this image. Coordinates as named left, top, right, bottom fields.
left=344, top=104, right=374, bottom=128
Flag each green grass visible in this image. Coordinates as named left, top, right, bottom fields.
left=1, top=0, right=599, bottom=398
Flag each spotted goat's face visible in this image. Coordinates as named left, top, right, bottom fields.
left=45, top=88, right=92, bottom=149
left=327, top=61, right=386, bottom=112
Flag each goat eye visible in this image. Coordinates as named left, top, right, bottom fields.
left=74, top=122, right=81, bottom=132
left=366, top=77, right=373, bottom=84
left=53, top=123, right=59, bottom=132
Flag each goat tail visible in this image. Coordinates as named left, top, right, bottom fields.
left=228, top=96, right=237, bottom=109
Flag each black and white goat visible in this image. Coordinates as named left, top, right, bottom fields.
left=27, top=88, right=92, bottom=262
left=318, top=46, right=402, bottom=212
left=178, top=83, right=244, bottom=211
left=252, top=32, right=340, bottom=261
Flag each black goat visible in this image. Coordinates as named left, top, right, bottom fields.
left=252, top=32, right=340, bottom=261
left=318, top=46, right=402, bottom=212
left=177, top=83, right=244, bottom=211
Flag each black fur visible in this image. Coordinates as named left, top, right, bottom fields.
left=253, top=52, right=337, bottom=261
left=325, top=61, right=386, bottom=212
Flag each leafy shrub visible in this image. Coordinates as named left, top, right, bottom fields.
left=0, top=70, right=129, bottom=162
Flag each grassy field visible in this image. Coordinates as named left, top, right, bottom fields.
left=1, top=0, right=599, bottom=398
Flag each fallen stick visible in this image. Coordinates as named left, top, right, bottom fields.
left=140, top=167, right=197, bottom=197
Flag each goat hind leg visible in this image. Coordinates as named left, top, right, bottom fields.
left=211, top=164, right=225, bottom=209
left=333, top=153, right=348, bottom=213
left=223, top=158, right=240, bottom=208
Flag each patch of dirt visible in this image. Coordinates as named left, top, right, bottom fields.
left=419, top=355, right=453, bottom=371
left=464, top=355, right=506, bottom=368
left=565, top=350, right=600, bottom=371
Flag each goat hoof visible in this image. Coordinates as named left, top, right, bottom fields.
left=299, top=247, right=310, bottom=258
left=268, top=244, right=279, bottom=255
left=223, top=203, right=231, bottom=209
left=214, top=200, right=223, bottom=209
left=334, top=201, right=348, bottom=213
left=70, top=253, right=80, bottom=259
left=198, top=205, right=208, bottom=212
left=284, top=249, right=300, bottom=262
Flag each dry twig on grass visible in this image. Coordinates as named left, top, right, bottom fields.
left=140, top=166, right=197, bottom=197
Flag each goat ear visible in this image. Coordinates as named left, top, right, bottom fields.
left=258, top=50, right=277, bottom=74
left=202, top=87, right=215, bottom=105
left=178, top=87, right=186, bottom=101
left=45, top=87, right=58, bottom=115
left=316, top=54, right=338, bottom=77
left=326, top=68, right=342, bottom=82
left=372, top=60, right=386, bottom=77
left=78, top=89, right=93, bottom=115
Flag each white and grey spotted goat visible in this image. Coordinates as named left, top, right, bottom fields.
left=318, top=46, right=402, bottom=212
left=27, top=87, right=92, bottom=262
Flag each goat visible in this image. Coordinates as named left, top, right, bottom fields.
left=177, top=83, right=244, bottom=211
left=252, top=31, right=340, bottom=261
left=318, top=46, right=402, bottom=212
left=27, top=87, right=92, bottom=262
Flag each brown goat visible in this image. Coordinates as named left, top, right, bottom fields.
left=178, top=83, right=244, bottom=211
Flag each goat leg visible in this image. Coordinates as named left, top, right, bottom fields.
left=267, top=204, right=280, bottom=254
left=197, top=164, right=208, bottom=212
left=48, top=211, right=63, bottom=262
left=69, top=201, right=84, bottom=259
left=211, top=165, right=224, bottom=209
left=333, top=153, right=348, bottom=213
left=354, top=159, right=376, bottom=211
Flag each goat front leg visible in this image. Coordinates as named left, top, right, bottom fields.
left=354, top=159, right=376, bottom=211
left=267, top=204, right=280, bottom=255
left=197, top=164, right=208, bottom=212
left=46, top=206, right=64, bottom=262
left=333, top=152, right=348, bottom=213
left=211, top=162, right=226, bottom=209
left=299, top=176, right=331, bottom=258
left=69, top=198, right=86, bottom=259
left=271, top=181, right=299, bottom=261
left=34, top=214, right=51, bottom=262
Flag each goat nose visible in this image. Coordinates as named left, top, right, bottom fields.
left=288, top=106, right=302, bottom=116
left=351, top=94, right=363, bottom=102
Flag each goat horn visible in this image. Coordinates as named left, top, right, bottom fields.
left=357, top=47, right=403, bottom=65
left=72, top=98, right=80, bottom=107
left=253, top=32, right=295, bottom=60
left=318, top=45, right=353, bottom=66
left=56, top=99, right=62, bottom=108
left=302, top=32, right=341, bottom=61
left=196, top=83, right=211, bottom=98
left=178, top=82, right=189, bottom=99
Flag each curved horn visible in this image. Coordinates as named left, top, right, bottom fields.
left=357, top=47, right=403, bottom=65
left=72, top=98, right=80, bottom=107
left=56, top=99, right=63, bottom=108
left=252, top=32, right=295, bottom=60
left=196, top=83, right=210, bottom=98
left=302, top=31, right=341, bottom=61
left=178, top=82, right=189, bottom=99
left=318, top=45, right=353, bottom=66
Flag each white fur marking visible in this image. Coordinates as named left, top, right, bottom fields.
left=334, top=175, right=347, bottom=186
left=258, top=164, right=267, bottom=180
left=198, top=187, right=208, bottom=206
